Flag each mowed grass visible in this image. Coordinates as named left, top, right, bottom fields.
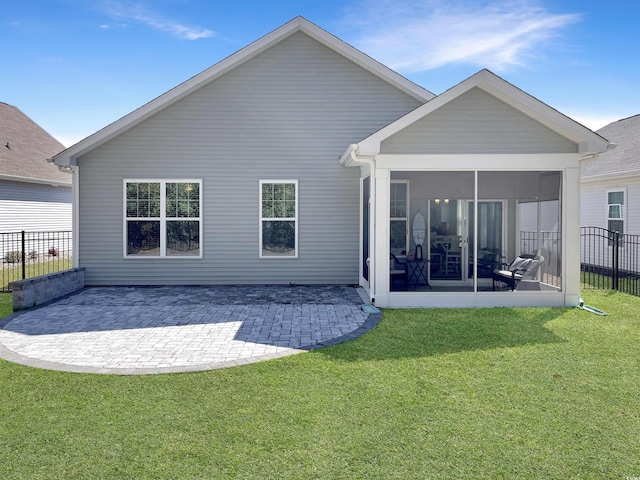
left=1, top=257, right=73, bottom=290
left=0, top=291, right=638, bottom=479
left=0, top=293, right=11, bottom=318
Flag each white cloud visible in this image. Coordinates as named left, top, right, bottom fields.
left=99, top=23, right=129, bottom=30
left=343, top=0, right=581, bottom=72
left=99, top=1, right=214, bottom=40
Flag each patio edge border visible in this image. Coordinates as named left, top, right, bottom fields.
left=0, top=289, right=383, bottom=375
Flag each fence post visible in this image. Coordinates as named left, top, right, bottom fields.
left=612, top=231, right=619, bottom=290
left=21, top=230, right=26, bottom=280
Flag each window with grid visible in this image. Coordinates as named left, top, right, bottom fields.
left=125, top=180, right=201, bottom=257
left=607, top=190, right=625, bottom=245
left=260, top=180, right=297, bottom=258
left=390, top=180, right=409, bottom=256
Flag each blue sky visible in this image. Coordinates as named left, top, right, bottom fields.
left=2, top=0, right=639, bottom=147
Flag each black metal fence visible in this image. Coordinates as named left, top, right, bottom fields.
left=520, top=230, right=562, bottom=287
left=1, top=230, right=73, bottom=292
left=581, top=226, right=640, bottom=296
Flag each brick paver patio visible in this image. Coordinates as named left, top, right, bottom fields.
left=0, top=286, right=380, bottom=375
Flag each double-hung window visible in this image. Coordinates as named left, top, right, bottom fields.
left=607, top=190, right=625, bottom=234
left=125, top=180, right=202, bottom=257
left=390, top=180, right=409, bottom=256
left=260, top=180, right=298, bottom=258
left=607, top=190, right=625, bottom=245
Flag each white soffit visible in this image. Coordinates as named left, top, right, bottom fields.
left=52, top=16, right=434, bottom=166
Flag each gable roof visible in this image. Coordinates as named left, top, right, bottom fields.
left=342, top=69, right=612, bottom=163
left=52, top=16, right=435, bottom=166
left=581, top=114, right=640, bottom=180
left=0, top=102, right=70, bottom=186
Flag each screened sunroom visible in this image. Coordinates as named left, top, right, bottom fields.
left=341, top=70, right=611, bottom=308
left=388, top=170, right=562, bottom=293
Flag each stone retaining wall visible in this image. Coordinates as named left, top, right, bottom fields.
left=10, top=268, right=85, bottom=311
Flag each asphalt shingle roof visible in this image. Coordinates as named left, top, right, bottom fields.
left=581, top=114, right=640, bottom=178
left=0, top=102, right=71, bottom=185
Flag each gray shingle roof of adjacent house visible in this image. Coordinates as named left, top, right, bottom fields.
left=581, top=114, right=640, bottom=178
left=0, top=102, right=71, bottom=185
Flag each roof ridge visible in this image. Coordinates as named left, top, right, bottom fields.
left=52, top=16, right=434, bottom=165
left=613, top=113, right=640, bottom=123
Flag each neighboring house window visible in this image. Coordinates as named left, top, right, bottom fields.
left=125, top=180, right=202, bottom=257
left=390, top=180, right=409, bottom=255
left=260, top=180, right=298, bottom=258
left=607, top=189, right=625, bottom=233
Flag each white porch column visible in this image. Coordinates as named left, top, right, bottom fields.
left=564, top=165, right=581, bottom=306
left=72, top=165, right=80, bottom=269
left=373, top=168, right=390, bottom=307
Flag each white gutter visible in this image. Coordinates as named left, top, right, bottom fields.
left=582, top=169, right=640, bottom=183
left=46, top=157, right=80, bottom=267
left=338, top=144, right=358, bottom=166
left=0, top=173, right=71, bottom=187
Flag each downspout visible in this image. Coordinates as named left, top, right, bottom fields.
left=48, top=158, right=79, bottom=269
left=340, top=145, right=377, bottom=302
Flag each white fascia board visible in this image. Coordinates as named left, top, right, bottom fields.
left=357, top=69, right=611, bottom=155
left=53, top=21, right=304, bottom=166
left=53, top=17, right=434, bottom=166
left=0, top=173, right=72, bottom=187
left=357, top=70, right=498, bottom=153
left=298, top=20, right=435, bottom=103
left=476, top=72, right=610, bottom=154
left=582, top=169, right=640, bottom=183
left=339, top=144, right=358, bottom=166
left=339, top=144, right=378, bottom=168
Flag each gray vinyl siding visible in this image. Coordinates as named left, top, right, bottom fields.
left=581, top=178, right=640, bottom=235
left=0, top=180, right=72, bottom=232
left=580, top=178, right=640, bottom=271
left=77, top=31, right=422, bottom=286
left=381, top=87, right=578, bottom=154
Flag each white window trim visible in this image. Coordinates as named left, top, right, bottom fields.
left=390, top=179, right=410, bottom=254
left=606, top=188, right=626, bottom=224
left=259, top=179, right=299, bottom=259
left=123, top=179, right=203, bottom=259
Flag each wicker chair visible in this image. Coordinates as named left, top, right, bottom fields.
left=492, top=254, right=544, bottom=291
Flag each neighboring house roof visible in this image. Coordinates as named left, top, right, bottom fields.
left=52, top=16, right=435, bottom=166
left=0, top=102, right=71, bottom=186
left=581, top=114, right=640, bottom=181
left=342, top=69, right=611, bottom=163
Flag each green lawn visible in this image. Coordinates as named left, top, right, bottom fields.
left=0, top=293, right=11, bottom=318
left=1, top=257, right=73, bottom=290
left=582, top=270, right=640, bottom=296
left=0, top=291, right=638, bottom=479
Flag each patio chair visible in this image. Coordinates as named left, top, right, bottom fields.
left=390, top=253, right=408, bottom=291
left=492, top=254, right=544, bottom=291
left=430, top=241, right=446, bottom=274
left=471, top=248, right=501, bottom=278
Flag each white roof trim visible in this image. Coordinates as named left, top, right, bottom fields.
left=0, top=173, right=71, bottom=187
left=52, top=16, right=434, bottom=166
left=356, top=69, right=611, bottom=155
left=582, top=169, right=640, bottom=183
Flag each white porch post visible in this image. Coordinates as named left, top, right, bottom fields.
left=72, top=165, right=80, bottom=269
left=373, top=168, right=390, bottom=307
left=564, top=165, right=581, bottom=306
